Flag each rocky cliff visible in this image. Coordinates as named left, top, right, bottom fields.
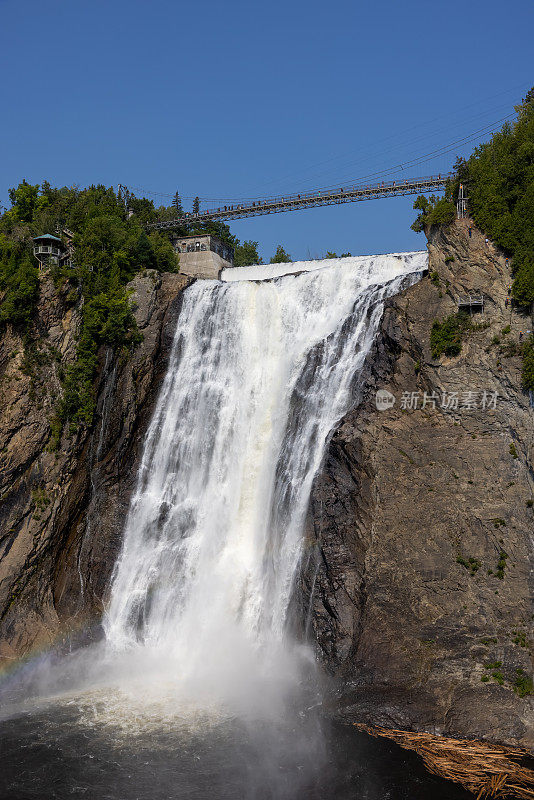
left=307, top=219, right=534, bottom=748
left=0, top=270, right=190, bottom=663
left=1, top=220, right=532, bottom=753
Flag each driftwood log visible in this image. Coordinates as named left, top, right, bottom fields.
left=354, top=723, right=534, bottom=799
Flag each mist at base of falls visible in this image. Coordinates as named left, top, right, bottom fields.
left=0, top=253, right=471, bottom=800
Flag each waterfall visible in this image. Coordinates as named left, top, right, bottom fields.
left=104, top=253, right=426, bottom=700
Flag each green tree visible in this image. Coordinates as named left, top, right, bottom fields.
left=411, top=194, right=456, bottom=233
left=8, top=179, right=42, bottom=223
left=0, top=252, right=39, bottom=327
left=516, top=87, right=534, bottom=119
left=172, top=191, right=183, bottom=216
left=411, top=195, right=431, bottom=232
left=512, top=261, right=534, bottom=307
left=234, top=240, right=262, bottom=267
left=522, top=336, right=534, bottom=391
left=148, top=232, right=178, bottom=272
left=453, top=156, right=469, bottom=184
left=270, top=244, right=291, bottom=264
left=192, top=196, right=200, bottom=215
left=128, top=196, right=157, bottom=225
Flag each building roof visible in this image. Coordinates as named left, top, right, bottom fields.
left=175, top=233, right=212, bottom=240
left=172, top=232, right=234, bottom=250
left=33, top=233, right=63, bottom=243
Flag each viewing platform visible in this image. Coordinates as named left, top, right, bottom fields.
left=457, top=294, right=485, bottom=313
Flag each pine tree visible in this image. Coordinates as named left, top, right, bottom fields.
left=193, top=196, right=200, bottom=215
left=270, top=244, right=291, bottom=264
left=234, top=240, right=262, bottom=267
left=173, top=191, right=183, bottom=216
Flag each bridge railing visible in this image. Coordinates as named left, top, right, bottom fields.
left=148, top=173, right=452, bottom=231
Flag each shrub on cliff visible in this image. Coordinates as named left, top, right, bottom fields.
left=411, top=194, right=456, bottom=233
left=59, top=287, right=142, bottom=427
left=430, top=312, right=472, bottom=359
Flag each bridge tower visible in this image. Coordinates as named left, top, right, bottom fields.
left=457, top=183, right=468, bottom=219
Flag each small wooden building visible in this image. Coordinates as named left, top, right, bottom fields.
left=33, top=234, right=66, bottom=271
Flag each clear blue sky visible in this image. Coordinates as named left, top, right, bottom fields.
left=0, top=0, right=532, bottom=261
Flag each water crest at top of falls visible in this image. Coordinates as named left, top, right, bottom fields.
left=221, top=250, right=427, bottom=282
left=104, top=252, right=426, bottom=702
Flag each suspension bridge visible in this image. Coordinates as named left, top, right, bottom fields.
left=147, top=173, right=451, bottom=231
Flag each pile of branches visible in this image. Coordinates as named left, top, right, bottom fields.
left=354, top=723, right=534, bottom=799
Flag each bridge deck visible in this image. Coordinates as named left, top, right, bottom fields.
left=148, top=174, right=451, bottom=231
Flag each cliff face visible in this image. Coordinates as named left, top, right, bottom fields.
left=307, top=220, right=534, bottom=748
left=0, top=270, right=190, bottom=663
left=1, top=221, right=532, bottom=751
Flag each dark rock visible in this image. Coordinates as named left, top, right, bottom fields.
left=0, top=271, right=191, bottom=661
left=306, top=220, right=534, bottom=749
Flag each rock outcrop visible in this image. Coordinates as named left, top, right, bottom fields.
left=0, top=270, right=190, bottom=663
left=307, top=220, right=534, bottom=749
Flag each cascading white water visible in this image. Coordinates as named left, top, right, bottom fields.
left=104, top=252, right=426, bottom=702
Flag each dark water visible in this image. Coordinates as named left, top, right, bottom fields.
left=0, top=703, right=471, bottom=800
